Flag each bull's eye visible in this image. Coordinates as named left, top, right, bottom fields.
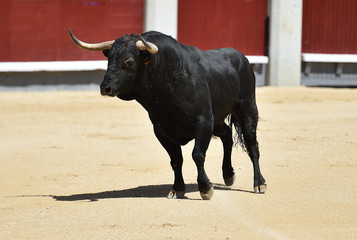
left=124, top=58, right=134, bottom=68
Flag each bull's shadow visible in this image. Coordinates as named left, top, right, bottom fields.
left=53, top=184, right=253, bottom=202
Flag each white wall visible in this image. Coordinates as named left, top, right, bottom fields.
left=144, top=0, right=178, bottom=39
left=267, top=0, right=303, bottom=86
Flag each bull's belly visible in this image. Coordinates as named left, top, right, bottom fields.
left=152, top=108, right=233, bottom=146
left=155, top=118, right=195, bottom=146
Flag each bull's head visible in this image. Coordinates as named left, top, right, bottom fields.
left=68, top=29, right=158, bottom=97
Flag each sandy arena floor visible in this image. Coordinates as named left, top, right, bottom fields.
left=0, top=87, right=356, bottom=239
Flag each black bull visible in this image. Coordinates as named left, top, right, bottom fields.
left=69, top=30, right=266, bottom=200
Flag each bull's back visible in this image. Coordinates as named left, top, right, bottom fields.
left=197, top=48, right=255, bottom=122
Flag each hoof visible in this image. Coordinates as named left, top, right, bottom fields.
left=167, top=190, right=185, bottom=199
left=224, top=174, right=236, bottom=186
left=254, top=184, right=267, bottom=194
left=200, top=185, right=214, bottom=200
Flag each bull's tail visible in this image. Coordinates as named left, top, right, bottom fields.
left=226, top=114, right=247, bottom=152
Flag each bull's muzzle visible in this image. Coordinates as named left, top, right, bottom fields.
left=100, top=83, right=116, bottom=97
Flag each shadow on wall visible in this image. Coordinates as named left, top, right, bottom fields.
left=0, top=70, right=105, bottom=86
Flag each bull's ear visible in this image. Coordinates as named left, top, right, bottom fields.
left=103, top=49, right=110, bottom=58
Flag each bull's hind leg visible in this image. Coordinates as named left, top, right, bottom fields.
left=213, top=123, right=235, bottom=186
left=234, top=95, right=266, bottom=193
left=153, top=125, right=185, bottom=199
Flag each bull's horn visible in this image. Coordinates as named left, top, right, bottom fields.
left=68, top=28, right=114, bottom=51
left=136, top=35, right=158, bottom=54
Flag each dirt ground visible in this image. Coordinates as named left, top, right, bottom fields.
left=0, top=87, right=356, bottom=239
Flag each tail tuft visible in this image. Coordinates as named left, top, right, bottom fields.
left=226, top=114, right=247, bottom=152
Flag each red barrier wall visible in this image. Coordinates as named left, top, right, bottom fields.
left=0, top=0, right=143, bottom=62
left=302, top=0, right=357, bottom=54
left=178, top=0, right=267, bottom=55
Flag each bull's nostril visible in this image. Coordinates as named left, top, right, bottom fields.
left=105, top=86, right=112, bottom=94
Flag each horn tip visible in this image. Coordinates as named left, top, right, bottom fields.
left=68, top=28, right=75, bottom=38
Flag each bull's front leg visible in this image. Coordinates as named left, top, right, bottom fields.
left=153, top=124, right=185, bottom=199
left=192, top=114, right=214, bottom=200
